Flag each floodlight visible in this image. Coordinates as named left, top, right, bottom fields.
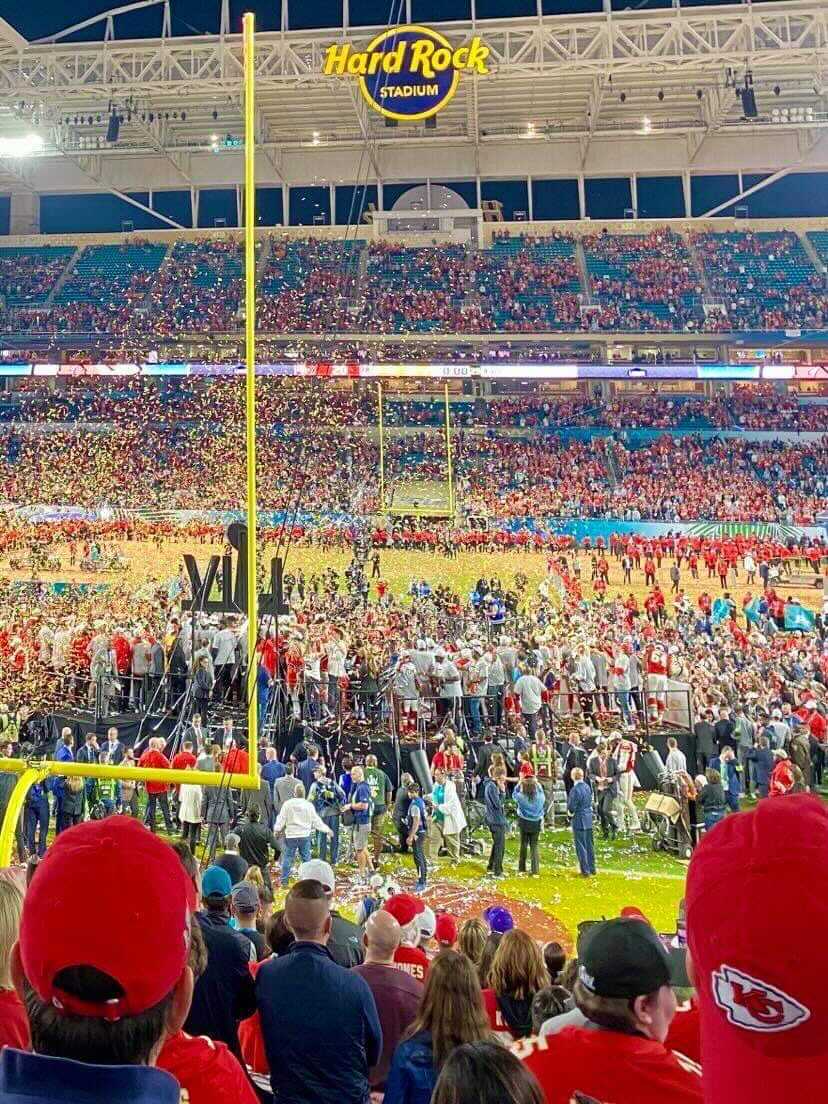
left=0, top=134, right=44, bottom=157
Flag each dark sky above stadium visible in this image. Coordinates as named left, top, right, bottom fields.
left=9, top=0, right=770, bottom=42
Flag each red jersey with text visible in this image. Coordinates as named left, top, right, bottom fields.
left=393, top=945, right=430, bottom=983
left=515, top=1026, right=703, bottom=1104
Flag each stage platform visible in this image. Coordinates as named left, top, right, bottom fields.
left=278, top=726, right=695, bottom=790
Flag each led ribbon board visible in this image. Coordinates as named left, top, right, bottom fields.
left=323, top=24, right=490, bottom=121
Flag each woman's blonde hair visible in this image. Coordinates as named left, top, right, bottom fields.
left=457, top=917, right=487, bottom=966
left=0, top=880, right=24, bottom=989
left=488, top=929, right=547, bottom=1000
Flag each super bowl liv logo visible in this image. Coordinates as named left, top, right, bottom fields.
left=323, top=24, right=490, bottom=121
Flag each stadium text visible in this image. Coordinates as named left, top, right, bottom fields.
left=322, top=37, right=490, bottom=78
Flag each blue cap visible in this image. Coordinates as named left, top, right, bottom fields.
left=483, top=905, right=514, bottom=934
left=202, top=865, right=232, bottom=898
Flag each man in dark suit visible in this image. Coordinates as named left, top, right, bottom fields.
left=567, top=768, right=595, bottom=876
left=101, top=725, right=125, bottom=766
left=75, top=731, right=100, bottom=810
left=694, top=709, right=717, bottom=774
left=561, top=731, right=588, bottom=796
left=588, top=741, right=619, bottom=839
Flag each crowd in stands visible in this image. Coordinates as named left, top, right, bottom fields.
left=611, top=435, right=826, bottom=523
left=0, top=377, right=824, bottom=433
left=0, top=377, right=823, bottom=521
left=692, top=230, right=827, bottom=330
left=0, top=414, right=823, bottom=521
left=0, top=247, right=76, bottom=308
left=148, top=239, right=244, bottom=334
left=1, top=227, right=825, bottom=337
left=584, top=230, right=705, bottom=333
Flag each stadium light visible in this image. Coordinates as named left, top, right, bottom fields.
left=0, top=134, right=44, bottom=157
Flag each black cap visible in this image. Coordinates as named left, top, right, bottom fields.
left=578, top=918, right=671, bottom=999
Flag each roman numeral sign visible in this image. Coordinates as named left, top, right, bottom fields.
left=182, top=523, right=290, bottom=617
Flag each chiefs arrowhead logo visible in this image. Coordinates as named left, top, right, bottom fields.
left=713, top=965, right=810, bottom=1033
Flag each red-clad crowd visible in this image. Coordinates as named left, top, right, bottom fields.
left=3, top=225, right=826, bottom=337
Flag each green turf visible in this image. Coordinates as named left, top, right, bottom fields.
left=397, top=827, right=686, bottom=939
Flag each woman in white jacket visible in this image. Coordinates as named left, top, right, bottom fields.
left=428, top=767, right=468, bottom=862
left=179, top=768, right=203, bottom=850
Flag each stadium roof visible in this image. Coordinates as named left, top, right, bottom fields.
left=0, top=1, right=825, bottom=201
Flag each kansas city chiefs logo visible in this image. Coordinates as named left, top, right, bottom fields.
left=713, top=965, right=810, bottom=1033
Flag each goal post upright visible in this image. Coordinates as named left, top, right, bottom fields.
left=377, top=381, right=386, bottom=513
left=243, top=9, right=258, bottom=774
left=444, top=382, right=455, bottom=518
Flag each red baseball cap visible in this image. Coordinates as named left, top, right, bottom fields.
left=20, top=817, right=191, bottom=1021
left=686, top=794, right=828, bottom=1103
left=383, top=892, right=425, bottom=928
left=620, top=905, right=651, bottom=926
left=435, top=913, right=458, bottom=947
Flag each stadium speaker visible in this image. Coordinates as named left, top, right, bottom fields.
left=106, top=111, right=120, bottom=143
left=740, top=86, right=758, bottom=118
left=424, top=116, right=437, bottom=130
left=409, top=748, right=434, bottom=796
left=636, top=747, right=667, bottom=791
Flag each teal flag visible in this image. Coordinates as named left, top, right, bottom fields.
left=784, top=604, right=816, bottom=631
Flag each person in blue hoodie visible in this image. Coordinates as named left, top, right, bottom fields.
left=514, top=776, right=546, bottom=877
left=384, top=951, right=492, bottom=1104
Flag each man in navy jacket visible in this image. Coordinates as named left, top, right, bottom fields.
left=568, top=767, right=596, bottom=876
left=257, top=879, right=382, bottom=1104
left=482, top=766, right=508, bottom=877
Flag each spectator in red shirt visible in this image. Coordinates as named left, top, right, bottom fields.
left=138, top=736, right=174, bottom=833
left=769, top=749, right=795, bottom=796
left=0, top=879, right=28, bottom=1051
left=384, top=894, right=431, bottom=983
left=223, top=740, right=250, bottom=777
left=431, top=733, right=464, bottom=774
left=171, top=740, right=197, bottom=773
left=517, top=918, right=702, bottom=1103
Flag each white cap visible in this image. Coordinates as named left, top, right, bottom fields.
left=297, top=859, right=335, bottom=894
left=417, top=906, right=436, bottom=939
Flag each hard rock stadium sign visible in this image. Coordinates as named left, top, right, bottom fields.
left=323, top=24, right=490, bottom=121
